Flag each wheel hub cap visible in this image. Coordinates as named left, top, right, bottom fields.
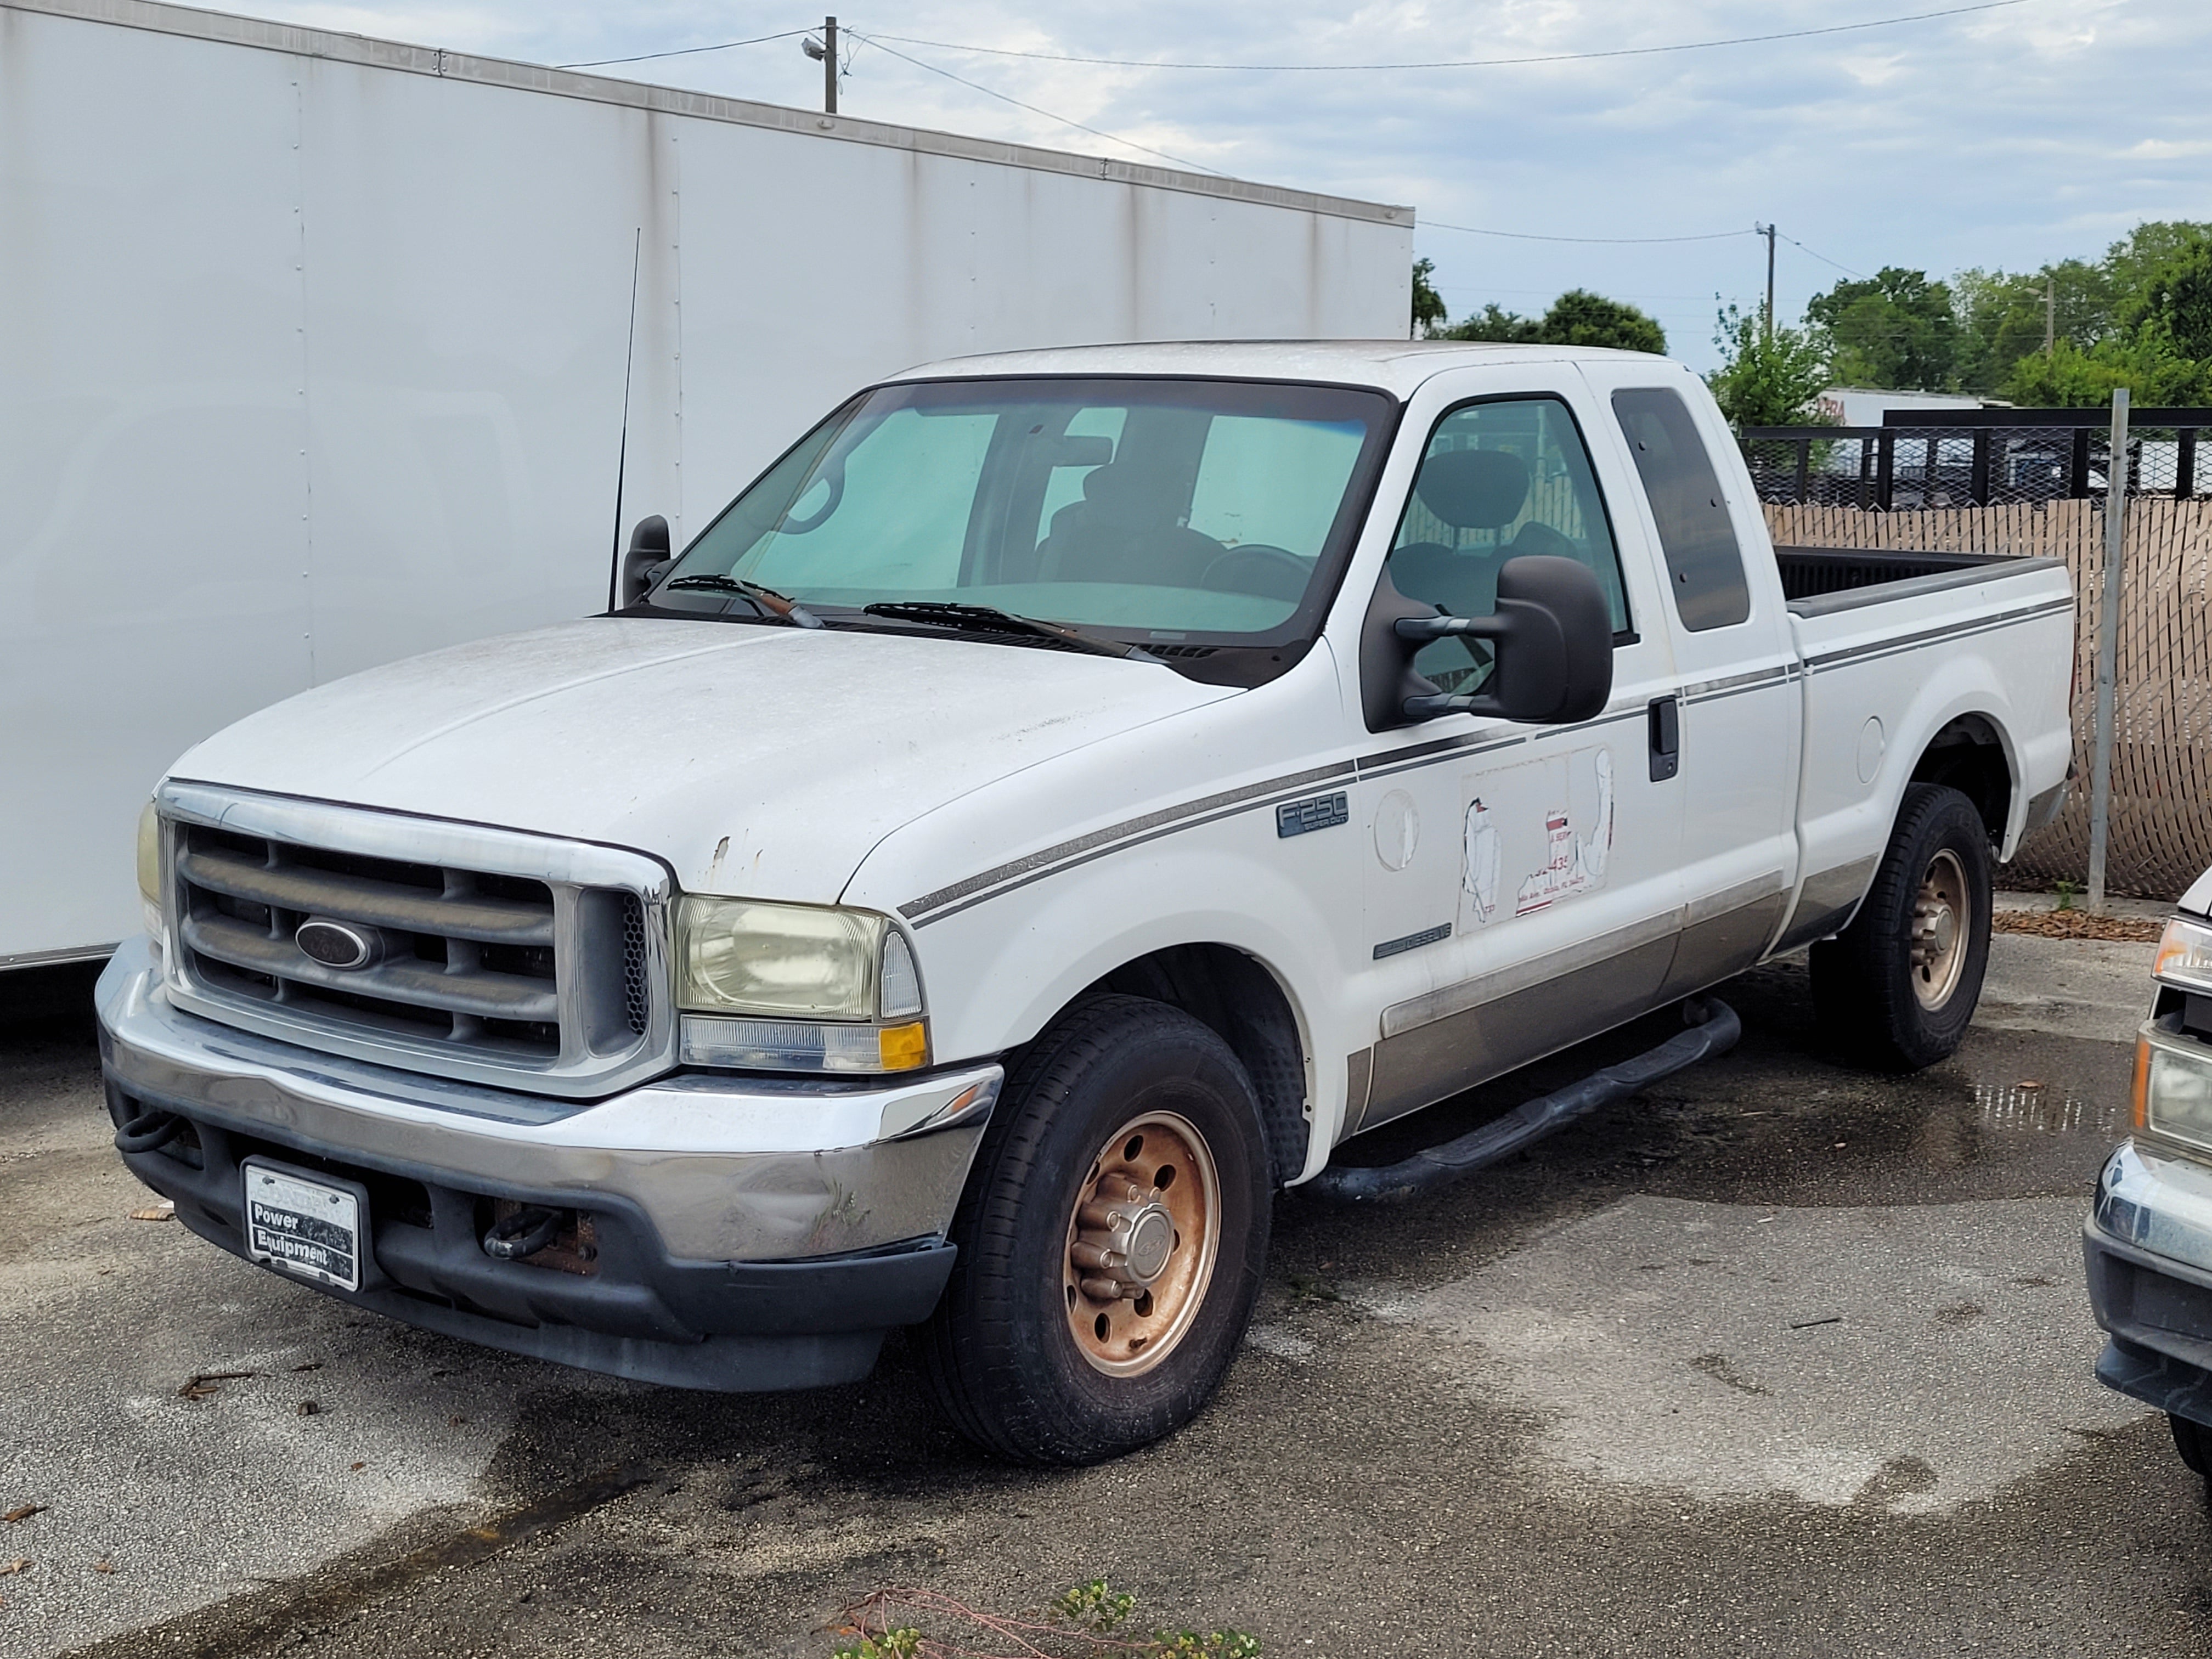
left=1072, top=1183, right=1176, bottom=1297
left=1063, top=1111, right=1223, bottom=1378
left=1908, top=848, right=1971, bottom=1010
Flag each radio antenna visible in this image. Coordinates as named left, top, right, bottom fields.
left=606, top=226, right=644, bottom=611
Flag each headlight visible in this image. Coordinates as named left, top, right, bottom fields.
left=2155, top=914, right=2212, bottom=996
left=2136, top=1024, right=2212, bottom=1156
left=136, top=800, right=165, bottom=942
left=674, top=895, right=928, bottom=1073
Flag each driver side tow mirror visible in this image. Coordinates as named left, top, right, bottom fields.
left=612, top=514, right=672, bottom=610
left=1361, top=554, right=1615, bottom=732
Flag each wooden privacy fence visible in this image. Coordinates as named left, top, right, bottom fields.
left=1763, top=499, right=2212, bottom=900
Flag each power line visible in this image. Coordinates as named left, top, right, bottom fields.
left=1425, top=222, right=1758, bottom=246
left=867, top=1, right=2029, bottom=73
left=1780, top=232, right=1867, bottom=278
left=557, top=27, right=813, bottom=69
left=849, top=32, right=1228, bottom=176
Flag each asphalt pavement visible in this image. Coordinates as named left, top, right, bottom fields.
left=2, top=929, right=2205, bottom=1657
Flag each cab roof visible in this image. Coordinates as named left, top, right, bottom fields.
left=888, top=339, right=1685, bottom=401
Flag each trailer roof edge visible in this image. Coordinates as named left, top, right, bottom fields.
left=4, top=0, right=1416, bottom=228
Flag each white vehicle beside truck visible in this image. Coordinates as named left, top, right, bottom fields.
left=2086, top=874, right=2212, bottom=1495
left=98, top=341, right=2074, bottom=1463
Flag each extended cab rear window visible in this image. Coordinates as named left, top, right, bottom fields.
left=1610, top=387, right=1752, bottom=631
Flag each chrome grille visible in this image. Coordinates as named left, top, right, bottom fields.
left=159, top=783, right=675, bottom=1098
left=177, top=824, right=565, bottom=1057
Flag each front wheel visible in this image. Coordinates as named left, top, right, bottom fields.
left=918, top=995, right=1271, bottom=1465
left=1812, top=782, right=1993, bottom=1071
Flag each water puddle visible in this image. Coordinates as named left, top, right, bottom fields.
left=1971, top=1080, right=2127, bottom=1139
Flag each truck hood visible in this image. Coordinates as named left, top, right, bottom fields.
left=171, top=618, right=1234, bottom=902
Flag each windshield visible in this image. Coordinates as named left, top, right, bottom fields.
left=647, top=376, right=1395, bottom=647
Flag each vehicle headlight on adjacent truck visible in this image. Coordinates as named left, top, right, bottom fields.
left=673, top=895, right=928, bottom=1073
left=135, top=799, right=165, bottom=950
left=2132, top=915, right=2212, bottom=1155
left=2135, top=1023, right=2212, bottom=1156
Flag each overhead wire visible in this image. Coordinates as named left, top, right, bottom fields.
left=1424, top=222, right=1758, bottom=245
left=847, top=32, right=1228, bottom=176
left=1779, top=232, right=1869, bottom=278
left=557, top=27, right=812, bottom=69
left=865, top=1, right=2029, bottom=72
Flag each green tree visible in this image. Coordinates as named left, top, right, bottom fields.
left=2005, top=329, right=2211, bottom=407
left=1706, top=302, right=1833, bottom=430
left=1804, top=267, right=1960, bottom=391
left=1536, top=289, right=1667, bottom=354
left=1441, top=301, right=1541, bottom=342
left=1410, top=258, right=1447, bottom=337
left=2123, top=236, right=2212, bottom=359
left=1439, top=289, right=1666, bottom=353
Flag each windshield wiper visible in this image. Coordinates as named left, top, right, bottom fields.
left=860, top=602, right=1162, bottom=664
left=660, top=573, right=826, bottom=629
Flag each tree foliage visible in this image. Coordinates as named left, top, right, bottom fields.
left=1705, top=303, right=1833, bottom=430
left=1798, top=221, right=2212, bottom=404
left=1805, top=267, right=1960, bottom=394
left=1410, top=258, right=1447, bottom=338
left=1435, top=289, right=1665, bottom=354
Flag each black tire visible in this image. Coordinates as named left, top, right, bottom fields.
left=1811, top=782, right=1993, bottom=1071
left=918, top=995, right=1271, bottom=1465
left=2173, top=1412, right=2212, bottom=1482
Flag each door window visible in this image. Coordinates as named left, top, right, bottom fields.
left=1387, top=397, right=1629, bottom=693
left=1610, top=387, right=1752, bottom=631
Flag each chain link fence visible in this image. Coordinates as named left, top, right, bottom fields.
left=1758, top=495, right=2212, bottom=900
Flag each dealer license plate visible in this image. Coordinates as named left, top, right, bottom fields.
left=242, top=1161, right=363, bottom=1293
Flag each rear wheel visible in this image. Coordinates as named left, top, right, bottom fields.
left=1812, top=782, right=1993, bottom=1071
left=919, top=995, right=1271, bottom=1465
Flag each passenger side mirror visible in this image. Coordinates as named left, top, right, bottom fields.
left=612, top=515, right=672, bottom=610
left=1361, top=554, right=1614, bottom=731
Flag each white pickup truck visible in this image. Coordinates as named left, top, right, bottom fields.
left=98, top=342, right=2074, bottom=1464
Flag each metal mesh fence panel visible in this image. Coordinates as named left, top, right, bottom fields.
left=1762, top=499, right=2212, bottom=900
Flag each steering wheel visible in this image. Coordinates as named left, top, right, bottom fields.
left=780, top=469, right=844, bottom=534
left=1200, top=544, right=1310, bottom=601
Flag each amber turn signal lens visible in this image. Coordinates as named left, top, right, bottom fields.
left=2132, top=1035, right=2152, bottom=1133
left=877, top=1021, right=929, bottom=1071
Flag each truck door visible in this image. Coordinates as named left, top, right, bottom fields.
left=1577, top=363, right=1803, bottom=997
left=1346, top=377, right=1686, bottom=1134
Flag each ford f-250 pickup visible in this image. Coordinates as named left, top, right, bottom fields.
left=98, top=342, right=2074, bottom=1464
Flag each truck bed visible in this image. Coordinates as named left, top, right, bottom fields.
left=1773, top=545, right=2065, bottom=614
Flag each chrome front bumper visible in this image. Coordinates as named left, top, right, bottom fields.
left=95, top=940, right=1001, bottom=1390
left=2085, top=1138, right=2212, bottom=1430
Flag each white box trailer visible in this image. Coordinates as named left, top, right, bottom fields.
left=0, top=0, right=1413, bottom=968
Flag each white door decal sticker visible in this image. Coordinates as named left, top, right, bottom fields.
left=1459, top=747, right=1616, bottom=928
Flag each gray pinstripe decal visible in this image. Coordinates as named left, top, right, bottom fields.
left=900, top=760, right=1356, bottom=924
left=1803, top=596, right=2072, bottom=672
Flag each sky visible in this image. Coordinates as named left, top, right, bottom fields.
left=252, top=0, right=2209, bottom=369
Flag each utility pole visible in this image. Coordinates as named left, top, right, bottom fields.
left=2045, top=273, right=2056, bottom=356
left=1758, top=223, right=1777, bottom=343
left=804, top=16, right=838, bottom=113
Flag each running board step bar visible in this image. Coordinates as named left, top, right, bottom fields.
left=1307, top=997, right=1742, bottom=1205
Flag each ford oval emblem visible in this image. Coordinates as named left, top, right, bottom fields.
left=296, top=917, right=381, bottom=970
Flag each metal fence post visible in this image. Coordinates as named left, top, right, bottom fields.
left=2087, top=387, right=2131, bottom=913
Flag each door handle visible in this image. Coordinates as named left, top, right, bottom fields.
left=1649, top=696, right=1680, bottom=782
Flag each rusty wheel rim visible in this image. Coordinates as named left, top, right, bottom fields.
left=1063, top=1110, right=1221, bottom=1378
left=1909, top=848, right=1971, bottom=1011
